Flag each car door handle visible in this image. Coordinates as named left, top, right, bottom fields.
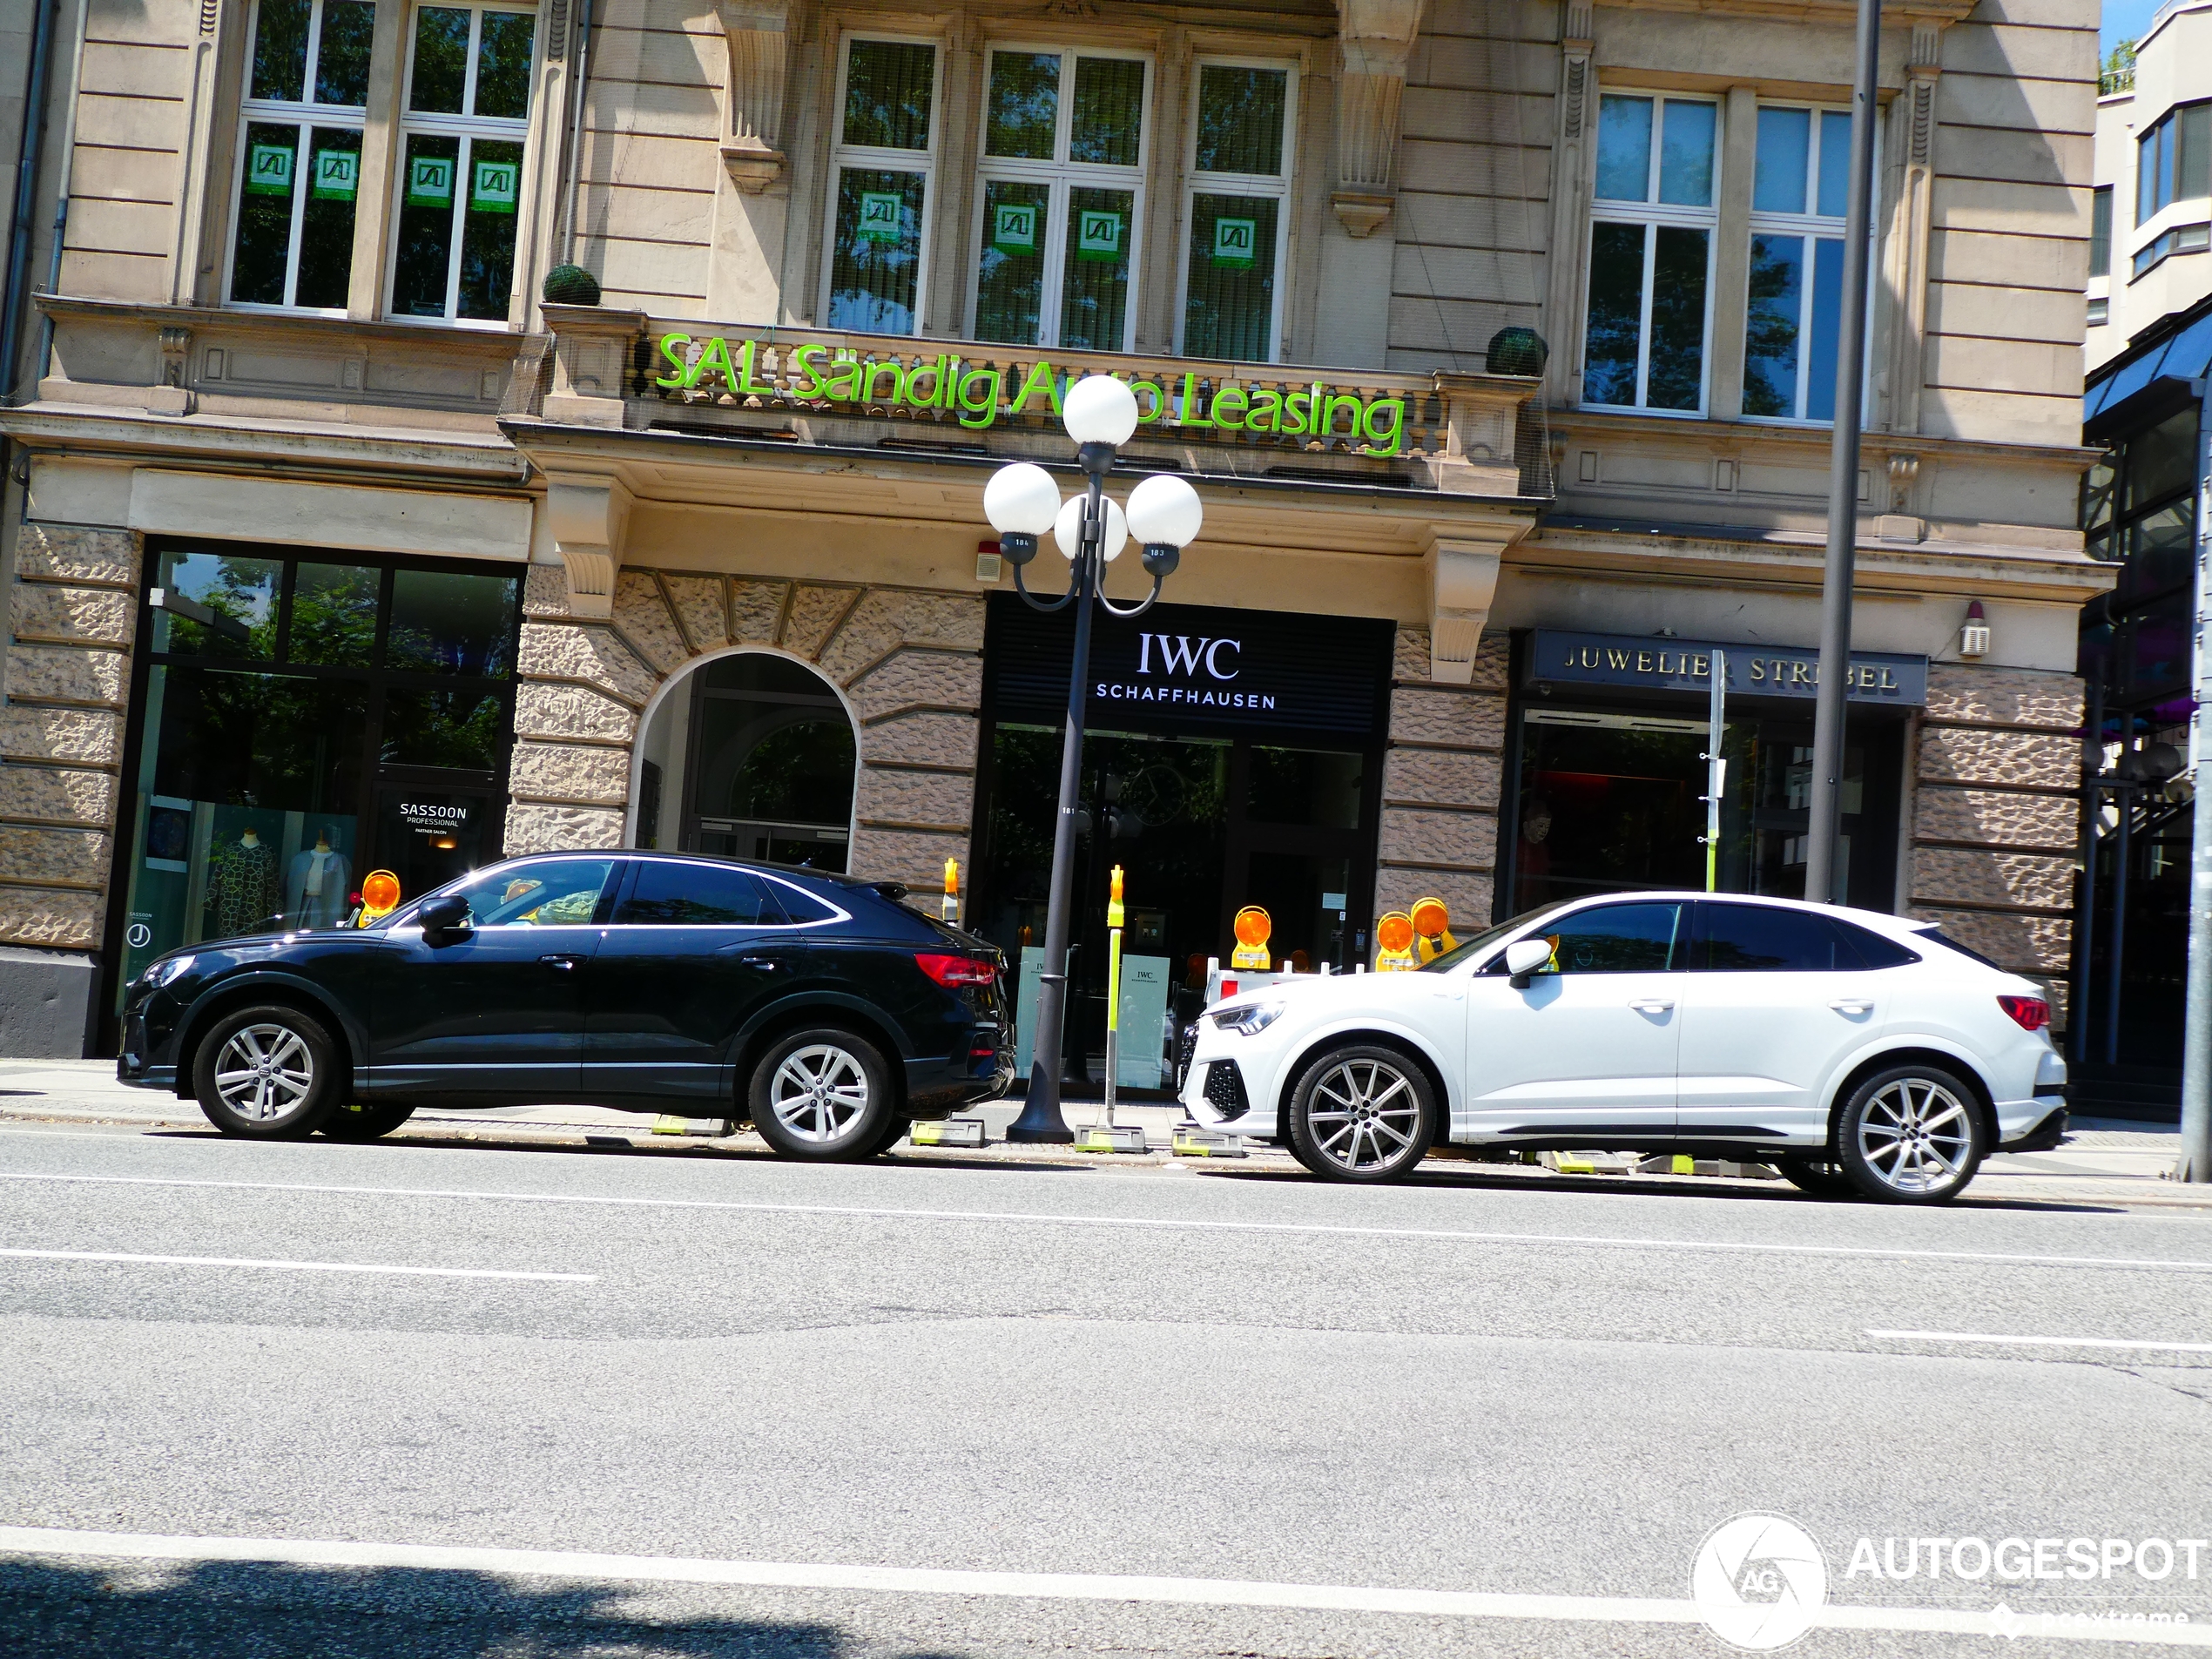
left=739, top=956, right=780, bottom=971
left=1628, top=997, right=1675, bottom=1013
left=1831, top=999, right=1874, bottom=1015
left=539, top=954, right=583, bottom=971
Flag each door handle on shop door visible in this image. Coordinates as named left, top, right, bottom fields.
left=1628, top=998, right=1675, bottom=1013
left=539, top=954, right=583, bottom=971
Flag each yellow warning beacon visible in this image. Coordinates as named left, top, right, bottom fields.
left=1230, top=905, right=1272, bottom=970
left=1373, top=909, right=1420, bottom=971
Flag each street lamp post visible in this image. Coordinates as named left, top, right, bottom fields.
left=984, top=376, right=1204, bottom=1143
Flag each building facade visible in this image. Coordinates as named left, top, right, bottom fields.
left=0, top=0, right=2108, bottom=1064
left=2085, top=0, right=2211, bottom=373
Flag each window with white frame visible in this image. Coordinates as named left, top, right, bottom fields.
left=1743, top=105, right=1856, bottom=422
left=228, top=0, right=374, bottom=311
left=1581, top=91, right=1717, bottom=413
left=970, top=47, right=1147, bottom=352
left=1179, top=61, right=1294, bottom=364
left=388, top=1, right=536, bottom=323
left=823, top=37, right=939, bottom=335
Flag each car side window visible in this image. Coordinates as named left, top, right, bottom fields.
left=452, top=860, right=615, bottom=927
left=1521, top=901, right=1684, bottom=974
left=1693, top=903, right=1856, bottom=971
left=1832, top=919, right=1920, bottom=968
left=615, top=863, right=780, bottom=926
left=765, top=879, right=840, bottom=923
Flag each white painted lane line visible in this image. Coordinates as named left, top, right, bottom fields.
left=1869, top=1329, right=2212, bottom=1354
left=3, top=1169, right=2210, bottom=1274
left=0, top=1247, right=592, bottom=1283
left=1, top=1528, right=2204, bottom=1646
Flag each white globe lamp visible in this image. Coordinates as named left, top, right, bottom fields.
left=1054, top=492, right=1128, bottom=562
left=1062, top=375, right=1140, bottom=448
left=1124, top=473, right=1204, bottom=577
left=982, top=462, right=1063, bottom=564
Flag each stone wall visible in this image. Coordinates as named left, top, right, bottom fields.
left=1377, top=628, right=1507, bottom=929
left=1905, top=664, right=2082, bottom=1018
left=0, top=523, right=143, bottom=952
left=509, top=565, right=985, bottom=891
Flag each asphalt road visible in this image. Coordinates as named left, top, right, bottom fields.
left=3, top=1116, right=2211, bottom=1657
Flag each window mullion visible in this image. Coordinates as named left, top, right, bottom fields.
left=1636, top=219, right=1656, bottom=407
left=282, top=125, right=310, bottom=306
left=462, top=7, right=482, bottom=118
left=443, top=132, right=472, bottom=320
left=1041, top=177, right=1069, bottom=347
left=302, top=0, right=326, bottom=106
left=1795, top=233, right=1813, bottom=420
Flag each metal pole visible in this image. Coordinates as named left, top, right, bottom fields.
left=2177, top=373, right=2212, bottom=1181
left=1804, top=0, right=1883, bottom=906
left=1005, top=464, right=1106, bottom=1143
left=2071, top=681, right=2101, bottom=1068
left=2104, top=779, right=2130, bottom=1069
left=1705, top=648, right=1727, bottom=891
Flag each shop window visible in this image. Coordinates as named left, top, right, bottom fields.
left=388, top=1, right=536, bottom=323
left=1743, top=105, right=1857, bottom=423
left=824, top=37, right=939, bottom=334
left=1582, top=92, right=1717, bottom=414
left=227, top=0, right=374, bottom=311
left=117, top=549, right=524, bottom=1009
left=971, top=48, right=1148, bottom=351
left=1179, top=62, right=1294, bottom=363
left=2136, top=101, right=2210, bottom=224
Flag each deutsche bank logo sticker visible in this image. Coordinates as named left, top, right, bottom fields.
left=246, top=142, right=295, bottom=195
left=1691, top=1514, right=1828, bottom=1649
left=857, top=191, right=904, bottom=244
left=1076, top=210, right=1123, bottom=262
left=406, top=154, right=455, bottom=208
left=991, top=202, right=1036, bottom=254
left=1211, top=216, right=1256, bottom=268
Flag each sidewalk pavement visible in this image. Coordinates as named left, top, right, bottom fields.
left=0, top=1058, right=2201, bottom=1209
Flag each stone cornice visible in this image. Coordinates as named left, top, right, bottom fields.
left=0, top=401, right=532, bottom=484
left=1595, top=0, right=1973, bottom=25
left=1548, top=408, right=2101, bottom=474
left=32, top=293, right=532, bottom=361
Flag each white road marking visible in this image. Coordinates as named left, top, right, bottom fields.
left=0, top=1246, right=592, bottom=1283
left=1869, top=1329, right=2212, bottom=1354
left=3, top=1169, right=2210, bottom=1274
left=0, top=1527, right=2204, bottom=1645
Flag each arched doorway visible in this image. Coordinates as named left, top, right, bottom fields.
left=631, top=651, right=859, bottom=870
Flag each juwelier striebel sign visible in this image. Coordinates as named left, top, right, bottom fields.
left=650, top=330, right=1413, bottom=455
left=1528, top=630, right=1929, bottom=706
left=986, top=596, right=1396, bottom=739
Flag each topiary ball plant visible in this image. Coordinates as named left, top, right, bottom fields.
left=1486, top=326, right=1548, bottom=377
left=543, top=264, right=602, bottom=307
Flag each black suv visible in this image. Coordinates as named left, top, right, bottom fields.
left=119, top=852, right=1012, bottom=1159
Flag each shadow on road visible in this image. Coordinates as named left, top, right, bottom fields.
left=1, top=1556, right=967, bottom=1658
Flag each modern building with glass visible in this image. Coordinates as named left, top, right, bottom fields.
left=0, top=0, right=2109, bottom=1064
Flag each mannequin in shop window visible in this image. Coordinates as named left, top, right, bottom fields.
left=1514, top=796, right=1554, bottom=909
left=205, top=828, right=280, bottom=939
left=286, top=826, right=353, bottom=929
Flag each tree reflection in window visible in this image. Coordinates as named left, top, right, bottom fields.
left=381, top=688, right=504, bottom=771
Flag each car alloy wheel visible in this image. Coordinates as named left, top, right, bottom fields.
left=749, top=1028, right=894, bottom=1162
left=192, top=1003, right=342, bottom=1140
left=1838, top=1064, right=1985, bottom=1203
left=1289, top=1044, right=1435, bottom=1184
left=772, top=1044, right=871, bottom=1142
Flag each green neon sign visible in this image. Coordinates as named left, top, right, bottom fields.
left=649, top=333, right=1409, bottom=456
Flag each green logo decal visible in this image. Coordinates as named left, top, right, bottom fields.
left=470, top=158, right=519, bottom=214
left=246, top=142, right=295, bottom=196
left=1076, top=210, right=1123, bottom=263
left=310, top=149, right=358, bottom=201
left=406, top=154, right=455, bottom=208
left=990, top=202, right=1037, bottom=256
left=1211, top=217, right=1256, bottom=269
left=856, top=191, right=904, bottom=244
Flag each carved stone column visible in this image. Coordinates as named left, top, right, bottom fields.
left=718, top=0, right=792, bottom=192
left=1881, top=19, right=1943, bottom=435
left=1332, top=0, right=1425, bottom=237
left=1541, top=0, right=1595, bottom=405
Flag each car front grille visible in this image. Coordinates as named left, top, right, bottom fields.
left=1202, top=1059, right=1250, bottom=1120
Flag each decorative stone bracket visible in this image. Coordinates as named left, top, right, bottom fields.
left=545, top=472, right=633, bottom=619
left=718, top=0, right=791, bottom=192
left=1426, top=535, right=1504, bottom=684
left=1332, top=0, right=1426, bottom=236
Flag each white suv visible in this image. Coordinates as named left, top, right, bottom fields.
left=1179, top=892, right=2067, bottom=1203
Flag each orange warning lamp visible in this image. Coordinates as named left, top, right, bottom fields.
left=1411, top=895, right=1457, bottom=963
left=1374, top=909, right=1419, bottom=971
left=356, top=869, right=401, bottom=927
left=1230, top=904, right=1271, bottom=970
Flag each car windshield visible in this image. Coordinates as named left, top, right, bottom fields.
left=1419, top=899, right=1581, bottom=972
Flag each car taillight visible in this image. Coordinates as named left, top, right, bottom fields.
left=916, top=952, right=995, bottom=988
left=1998, top=995, right=2050, bottom=1033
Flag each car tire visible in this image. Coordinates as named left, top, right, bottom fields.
left=1285, top=1043, right=1436, bottom=1184
left=320, top=1101, right=418, bottom=1142
left=750, top=1028, right=896, bottom=1162
left=1835, top=1062, right=1986, bottom=1204
left=1776, top=1155, right=1858, bottom=1198
left=193, top=1004, right=344, bottom=1140
left=867, top=1114, right=914, bottom=1157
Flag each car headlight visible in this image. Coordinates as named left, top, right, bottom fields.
left=147, top=954, right=196, bottom=988
left=1209, top=1001, right=1282, bottom=1036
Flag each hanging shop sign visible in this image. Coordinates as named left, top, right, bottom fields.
left=985, top=595, right=1395, bottom=739
left=1527, top=631, right=1928, bottom=706
left=649, top=331, right=1411, bottom=455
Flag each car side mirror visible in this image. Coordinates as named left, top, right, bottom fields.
left=1504, top=938, right=1552, bottom=989
left=418, top=894, right=471, bottom=941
